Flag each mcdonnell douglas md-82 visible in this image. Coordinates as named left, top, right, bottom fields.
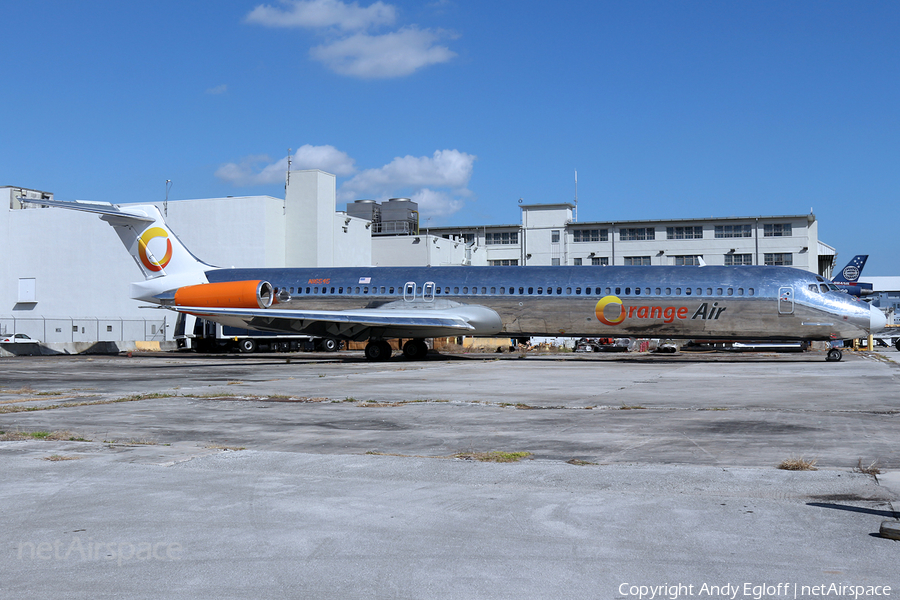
left=24, top=199, right=886, bottom=362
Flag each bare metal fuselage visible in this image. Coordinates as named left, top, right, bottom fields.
left=199, top=265, right=876, bottom=342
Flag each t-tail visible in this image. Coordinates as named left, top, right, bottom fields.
left=18, top=198, right=210, bottom=303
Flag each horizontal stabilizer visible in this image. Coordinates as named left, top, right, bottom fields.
left=18, top=198, right=156, bottom=224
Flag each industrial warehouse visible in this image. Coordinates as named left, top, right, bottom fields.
left=1, top=172, right=897, bottom=352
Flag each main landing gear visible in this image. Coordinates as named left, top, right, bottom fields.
left=826, top=348, right=843, bottom=362
left=363, top=339, right=429, bottom=361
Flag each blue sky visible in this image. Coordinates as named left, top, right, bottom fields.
left=3, top=1, right=898, bottom=274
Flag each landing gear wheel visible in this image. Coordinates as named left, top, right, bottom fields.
left=239, top=339, right=257, bottom=354
left=364, top=340, right=392, bottom=361
left=402, top=339, right=429, bottom=360
left=826, top=348, right=843, bottom=362
left=319, top=338, right=338, bottom=352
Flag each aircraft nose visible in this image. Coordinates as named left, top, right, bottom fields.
left=870, top=305, right=887, bottom=333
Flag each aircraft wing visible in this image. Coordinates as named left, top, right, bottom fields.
left=174, top=302, right=503, bottom=341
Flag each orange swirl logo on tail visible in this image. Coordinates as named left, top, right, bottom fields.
left=595, top=295, right=625, bottom=326
left=138, top=227, right=173, bottom=272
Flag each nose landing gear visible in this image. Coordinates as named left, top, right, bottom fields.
left=826, top=348, right=843, bottom=362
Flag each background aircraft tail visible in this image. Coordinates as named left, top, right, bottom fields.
left=832, top=255, right=868, bottom=284
left=19, top=199, right=210, bottom=301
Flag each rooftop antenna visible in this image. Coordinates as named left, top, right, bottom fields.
left=285, top=148, right=292, bottom=191
left=574, top=169, right=578, bottom=222
left=164, top=179, right=172, bottom=217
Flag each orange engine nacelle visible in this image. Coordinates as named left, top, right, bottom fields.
left=174, top=280, right=274, bottom=309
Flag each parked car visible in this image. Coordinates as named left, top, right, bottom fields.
left=0, top=333, right=40, bottom=343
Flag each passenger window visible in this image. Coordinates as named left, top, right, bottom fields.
left=338, top=287, right=343, bottom=294
left=454, top=287, right=459, bottom=294
left=491, top=287, right=496, bottom=294
left=706, top=288, right=712, bottom=295
left=586, top=287, right=592, bottom=295
left=686, top=288, right=692, bottom=295
left=696, top=288, right=702, bottom=296
left=363, top=287, right=369, bottom=293
left=717, top=288, right=723, bottom=296
left=606, top=287, right=611, bottom=295
left=380, top=286, right=385, bottom=294
left=615, top=287, right=621, bottom=295
left=306, top=287, right=311, bottom=294
left=557, top=288, right=562, bottom=295
left=482, top=287, right=487, bottom=294
left=635, top=288, right=641, bottom=295
left=528, top=287, right=534, bottom=294
left=519, top=287, right=524, bottom=294
left=675, top=288, right=682, bottom=295
left=537, top=287, right=543, bottom=295
left=748, top=288, right=755, bottom=296
left=655, top=288, right=661, bottom=295
left=566, top=287, right=572, bottom=294
left=330, top=287, right=335, bottom=294
left=463, top=287, right=468, bottom=293
left=575, top=287, right=582, bottom=294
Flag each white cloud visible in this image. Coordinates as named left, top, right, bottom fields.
left=215, top=145, right=356, bottom=186
left=310, top=27, right=456, bottom=79
left=409, top=188, right=464, bottom=218
left=217, top=146, right=474, bottom=219
left=205, top=84, right=228, bottom=95
left=245, top=0, right=456, bottom=79
left=246, top=0, right=396, bottom=31
left=339, top=149, right=475, bottom=217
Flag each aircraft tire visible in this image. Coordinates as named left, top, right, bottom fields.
left=365, top=340, right=392, bottom=361
left=239, top=339, right=257, bottom=354
left=319, top=338, right=338, bottom=352
left=403, top=339, right=428, bottom=360
left=826, top=348, right=842, bottom=362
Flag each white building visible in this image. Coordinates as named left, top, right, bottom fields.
left=426, top=203, right=833, bottom=275
left=1, top=172, right=844, bottom=349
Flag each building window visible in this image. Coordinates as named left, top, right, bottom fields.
left=551, top=258, right=560, bottom=266
left=485, top=231, right=518, bottom=245
left=572, top=229, right=608, bottom=242
left=764, top=223, right=792, bottom=237
left=591, top=257, right=608, bottom=266
left=573, top=258, right=582, bottom=266
left=620, top=228, right=655, bottom=241
left=666, top=226, right=703, bottom=240
left=725, top=253, right=753, bottom=266
left=764, top=253, right=793, bottom=266
left=624, top=256, right=651, bottom=266
left=551, top=230, right=560, bottom=243
left=458, top=233, right=475, bottom=244
left=489, top=259, right=519, bottom=266
left=715, top=224, right=752, bottom=238
left=673, top=255, right=702, bottom=266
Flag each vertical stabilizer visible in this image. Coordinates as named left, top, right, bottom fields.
left=18, top=199, right=210, bottom=302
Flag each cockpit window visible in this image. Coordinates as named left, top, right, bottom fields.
left=808, top=284, right=820, bottom=293
left=820, top=284, right=829, bottom=293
